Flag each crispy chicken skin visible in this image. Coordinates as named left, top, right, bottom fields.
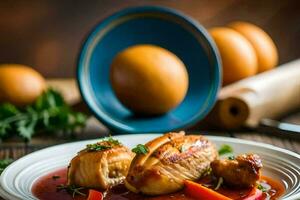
left=125, top=132, right=218, bottom=195
left=211, top=154, right=262, bottom=188
left=67, top=140, right=134, bottom=189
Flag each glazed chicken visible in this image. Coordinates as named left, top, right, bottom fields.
left=67, top=138, right=134, bottom=189
left=125, top=132, right=218, bottom=195
left=211, top=154, right=262, bottom=188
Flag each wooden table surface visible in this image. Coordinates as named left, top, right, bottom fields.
left=1, top=112, right=299, bottom=160
left=0, top=79, right=298, bottom=169
left=0, top=71, right=298, bottom=160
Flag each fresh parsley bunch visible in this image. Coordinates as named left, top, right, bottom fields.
left=0, top=159, right=13, bottom=175
left=0, top=89, right=87, bottom=141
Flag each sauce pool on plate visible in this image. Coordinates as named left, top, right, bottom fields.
left=32, top=168, right=86, bottom=200
left=32, top=168, right=284, bottom=200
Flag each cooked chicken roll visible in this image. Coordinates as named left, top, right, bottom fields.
left=67, top=137, right=134, bottom=189
left=211, top=154, right=262, bottom=188
left=125, top=132, right=218, bottom=195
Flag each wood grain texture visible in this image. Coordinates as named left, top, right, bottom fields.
left=0, top=0, right=299, bottom=77
left=1, top=116, right=299, bottom=162
left=233, top=132, right=300, bottom=153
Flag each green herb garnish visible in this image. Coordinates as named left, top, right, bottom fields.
left=86, top=136, right=121, bottom=151
left=132, top=144, right=149, bottom=154
left=228, top=155, right=235, bottom=160
left=218, top=144, right=233, bottom=156
left=257, top=184, right=268, bottom=192
left=105, top=136, right=121, bottom=146
left=0, top=89, right=87, bottom=141
left=0, top=159, right=13, bottom=175
left=56, top=184, right=86, bottom=197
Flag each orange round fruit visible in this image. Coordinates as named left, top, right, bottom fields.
left=228, top=21, right=278, bottom=73
left=209, top=27, right=258, bottom=85
left=0, top=64, right=46, bottom=106
left=110, top=44, right=189, bottom=115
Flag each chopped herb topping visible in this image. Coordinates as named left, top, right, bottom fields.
left=86, top=143, right=111, bottom=151
left=132, top=144, right=149, bottom=154
left=56, top=184, right=86, bottom=197
left=52, top=175, right=60, bottom=180
left=228, top=155, right=235, bottom=160
left=214, top=177, right=224, bottom=190
left=218, top=144, right=233, bottom=156
left=105, top=136, right=121, bottom=145
left=86, top=137, right=121, bottom=152
left=0, top=159, right=13, bottom=175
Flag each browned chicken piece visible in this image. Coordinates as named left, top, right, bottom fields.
left=125, top=132, right=218, bottom=195
left=67, top=138, right=134, bottom=189
left=211, top=154, right=263, bottom=188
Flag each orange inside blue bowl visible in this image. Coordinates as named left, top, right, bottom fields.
left=77, top=6, right=221, bottom=133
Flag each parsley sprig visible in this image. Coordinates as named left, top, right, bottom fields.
left=56, top=184, right=86, bottom=197
left=86, top=137, right=121, bottom=151
left=0, top=89, right=87, bottom=141
left=0, top=159, right=13, bottom=175
left=132, top=144, right=149, bottom=154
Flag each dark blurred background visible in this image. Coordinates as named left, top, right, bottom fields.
left=1, top=0, right=299, bottom=78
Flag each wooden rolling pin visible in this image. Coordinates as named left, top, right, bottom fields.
left=204, top=59, right=300, bottom=129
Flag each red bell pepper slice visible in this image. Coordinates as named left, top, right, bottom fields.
left=87, top=189, right=103, bottom=200
left=184, top=180, right=233, bottom=200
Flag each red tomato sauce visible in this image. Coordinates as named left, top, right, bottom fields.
left=32, top=168, right=86, bottom=200
left=32, top=168, right=284, bottom=200
left=197, top=175, right=285, bottom=200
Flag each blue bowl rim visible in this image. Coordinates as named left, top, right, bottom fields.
left=77, top=5, right=222, bottom=134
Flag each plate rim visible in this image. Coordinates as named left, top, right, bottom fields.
left=1, top=134, right=300, bottom=200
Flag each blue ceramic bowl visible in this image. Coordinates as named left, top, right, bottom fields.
left=77, top=6, right=221, bottom=134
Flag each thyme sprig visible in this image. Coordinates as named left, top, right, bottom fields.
left=56, top=184, right=86, bottom=198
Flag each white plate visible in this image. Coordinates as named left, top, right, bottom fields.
left=0, top=134, right=300, bottom=200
